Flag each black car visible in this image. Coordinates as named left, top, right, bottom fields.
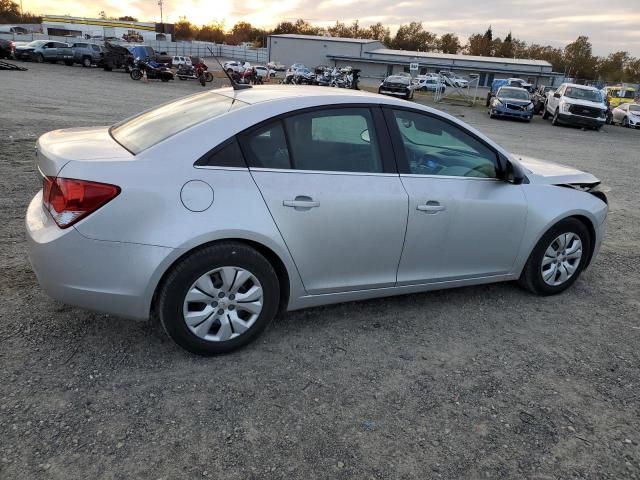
left=0, top=38, right=14, bottom=59
left=378, top=73, right=414, bottom=100
left=533, top=86, right=554, bottom=114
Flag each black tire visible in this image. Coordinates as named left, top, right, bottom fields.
left=226, top=68, right=234, bottom=75
left=82, top=56, right=91, bottom=68
left=551, top=109, right=560, bottom=126
left=623, top=116, right=629, bottom=128
left=161, top=75, right=170, bottom=82
left=593, top=124, right=601, bottom=131
left=518, top=218, right=591, bottom=296
left=205, top=71, right=213, bottom=82
left=35, top=53, right=44, bottom=63
left=157, top=242, right=280, bottom=355
left=541, top=103, right=550, bottom=119
left=130, top=68, right=142, bottom=81
left=486, top=93, right=492, bottom=107
left=199, top=74, right=206, bottom=86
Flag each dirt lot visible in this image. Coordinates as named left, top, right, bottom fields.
left=1, top=62, right=639, bottom=480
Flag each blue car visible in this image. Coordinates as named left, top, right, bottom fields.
left=488, top=86, right=534, bottom=122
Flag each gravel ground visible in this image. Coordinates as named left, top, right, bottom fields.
left=1, top=62, right=639, bottom=480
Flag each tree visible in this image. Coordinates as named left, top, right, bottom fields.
left=597, top=51, right=629, bottom=82
left=366, top=22, right=391, bottom=44
left=564, top=36, right=596, bottom=78
left=117, top=16, right=138, bottom=22
left=527, top=43, right=565, bottom=71
left=327, top=20, right=353, bottom=38
left=196, top=23, right=225, bottom=43
left=391, top=22, right=437, bottom=51
left=0, top=0, right=20, bottom=22
left=494, top=31, right=513, bottom=57
left=273, top=19, right=322, bottom=36
left=438, top=33, right=461, bottom=54
left=174, top=17, right=198, bottom=41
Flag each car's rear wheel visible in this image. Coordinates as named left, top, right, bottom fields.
left=35, top=53, right=44, bottom=63
left=158, top=242, right=280, bottom=355
left=82, top=56, right=91, bottom=68
left=623, top=116, right=629, bottom=128
left=518, top=218, right=591, bottom=296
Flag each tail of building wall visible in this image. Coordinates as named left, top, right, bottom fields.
left=0, top=33, right=267, bottom=63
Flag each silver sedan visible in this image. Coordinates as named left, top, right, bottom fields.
left=611, top=102, right=640, bottom=128
left=26, top=86, right=608, bottom=354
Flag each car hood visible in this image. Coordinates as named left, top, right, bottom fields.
left=513, top=154, right=600, bottom=186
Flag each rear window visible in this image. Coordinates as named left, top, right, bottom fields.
left=110, top=92, right=248, bottom=154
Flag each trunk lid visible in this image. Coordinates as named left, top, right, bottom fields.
left=36, top=126, right=133, bottom=177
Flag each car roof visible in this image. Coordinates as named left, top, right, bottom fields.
left=562, top=83, right=600, bottom=91
left=213, top=85, right=408, bottom=106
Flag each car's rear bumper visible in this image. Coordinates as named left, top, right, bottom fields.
left=557, top=113, right=605, bottom=127
left=26, top=192, right=175, bottom=320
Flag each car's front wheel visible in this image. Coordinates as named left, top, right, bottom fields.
left=158, top=242, right=280, bottom=355
left=518, top=218, right=591, bottom=296
left=551, top=109, right=561, bottom=126
left=541, top=103, right=550, bottom=119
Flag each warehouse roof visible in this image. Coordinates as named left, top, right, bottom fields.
left=366, top=48, right=552, bottom=67
left=268, top=34, right=382, bottom=44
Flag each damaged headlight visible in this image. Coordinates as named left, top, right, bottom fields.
left=558, top=182, right=609, bottom=204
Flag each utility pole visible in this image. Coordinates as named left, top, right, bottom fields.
left=158, top=0, right=164, bottom=33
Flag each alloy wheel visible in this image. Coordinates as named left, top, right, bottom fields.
left=182, top=266, right=263, bottom=342
left=541, top=233, right=583, bottom=286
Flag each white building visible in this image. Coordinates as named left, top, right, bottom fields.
left=268, top=34, right=559, bottom=87
left=41, top=15, right=170, bottom=42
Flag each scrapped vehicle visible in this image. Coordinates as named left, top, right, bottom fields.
left=102, top=42, right=134, bottom=71
left=223, top=60, right=249, bottom=74
left=489, top=86, right=534, bottom=121
left=69, top=43, right=104, bottom=67
left=543, top=83, right=607, bottom=130
left=486, top=78, right=533, bottom=106
left=379, top=74, right=414, bottom=100
left=414, top=75, right=445, bottom=93
left=611, top=103, right=640, bottom=128
left=254, top=65, right=276, bottom=78
left=127, top=45, right=171, bottom=65
left=533, top=86, right=554, bottom=114
left=26, top=86, right=608, bottom=355
left=171, top=55, right=192, bottom=67
left=267, top=61, right=286, bottom=71
left=129, top=58, right=174, bottom=82
left=0, top=38, right=14, bottom=59
left=451, top=75, right=469, bottom=88
left=602, top=86, right=636, bottom=109
left=14, top=40, right=73, bottom=64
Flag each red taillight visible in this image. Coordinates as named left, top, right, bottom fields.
left=42, top=176, right=120, bottom=228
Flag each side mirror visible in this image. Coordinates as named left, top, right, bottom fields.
left=504, top=159, right=526, bottom=185
left=553, top=92, right=561, bottom=98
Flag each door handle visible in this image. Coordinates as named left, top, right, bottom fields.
left=417, top=201, right=445, bottom=214
left=283, top=196, right=320, bottom=209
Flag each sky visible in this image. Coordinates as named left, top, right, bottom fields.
left=22, top=0, right=640, bottom=56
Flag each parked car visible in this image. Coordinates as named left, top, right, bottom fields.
left=542, top=83, right=607, bottom=130
left=486, top=78, right=533, bottom=106
left=102, top=42, right=134, bottom=71
left=223, top=60, right=249, bottom=74
left=379, top=74, right=415, bottom=99
left=25, top=86, right=609, bottom=355
left=489, top=86, right=534, bottom=121
left=127, top=45, right=171, bottom=64
left=69, top=43, right=104, bottom=67
left=267, top=61, right=286, bottom=71
left=171, top=55, right=192, bottom=67
left=611, top=103, right=640, bottom=128
left=602, top=85, right=636, bottom=109
left=0, top=38, right=14, bottom=59
left=14, top=40, right=73, bottom=64
left=451, top=75, right=469, bottom=88
left=254, top=65, right=276, bottom=78
left=532, top=85, right=554, bottom=114
left=414, top=75, right=445, bottom=93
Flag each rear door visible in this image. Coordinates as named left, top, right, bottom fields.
left=240, top=106, right=408, bottom=295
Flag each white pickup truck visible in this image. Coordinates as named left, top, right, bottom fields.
left=543, top=83, right=607, bottom=130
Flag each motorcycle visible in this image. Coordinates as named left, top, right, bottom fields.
left=130, top=57, right=174, bottom=82
left=176, top=60, right=214, bottom=86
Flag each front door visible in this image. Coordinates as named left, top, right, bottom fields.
left=384, top=107, right=527, bottom=285
left=240, top=107, right=408, bottom=294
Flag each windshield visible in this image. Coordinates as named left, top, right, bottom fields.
left=26, top=40, right=46, bottom=47
left=630, top=105, right=640, bottom=112
left=110, top=92, right=248, bottom=154
left=565, top=87, right=603, bottom=103
left=498, top=88, right=529, bottom=100
left=622, top=90, right=636, bottom=99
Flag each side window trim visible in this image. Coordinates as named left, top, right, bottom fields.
left=194, top=136, right=248, bottom=169
left=381, top=106, right=505, bottom=177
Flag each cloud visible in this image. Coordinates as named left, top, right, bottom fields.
left=22, top=0, right=640, bottom=55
